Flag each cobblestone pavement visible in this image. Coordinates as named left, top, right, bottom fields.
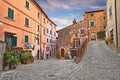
left=0, top=41, right=120, bottom=80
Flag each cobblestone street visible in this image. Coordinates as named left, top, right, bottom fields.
left=0, top=41, right=120, bottom=80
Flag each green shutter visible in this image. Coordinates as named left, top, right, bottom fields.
left=109, top=6, right=112, bottom=17
left=91, top=22, right=94, bottom=27
left=90, top=13, right=94, bottom=17
left=25, top=35, right=28, bottom=42
left=12, top=36, right=17, bottom=46
left=8, top=8, right=14, bottom=19
left=25, top=18, right=29, bottom=27
left=11, top=9, right=14, bottom=19
left=5, top=34, right=10, bottom=45
left=26, top=1, right=29, bottom=9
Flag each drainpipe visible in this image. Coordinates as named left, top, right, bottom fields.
left=114, top=0, right=118, bottom=48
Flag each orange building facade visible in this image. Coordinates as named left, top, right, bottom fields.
left=84, top=10, right=106, bottom=41
left=0, top=0, right=56, bottom=59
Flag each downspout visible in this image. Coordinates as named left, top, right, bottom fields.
left=114, top=0, right=118, bottom=48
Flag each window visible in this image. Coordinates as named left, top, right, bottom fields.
left=50, top=30, right=52, bottom=35
left=25, top=18, right=29, bottom=27
left=12, top=36, right=17, bottom=46
left=75, top=40, right=79, bottom=48
left=50, top=39, right=52, bottom=43
left=5, top=35, right=17, bottom=46
left=47, top=38, right=49, bottom=43
left=37, top=25, right=39, bottom=31
left=38, top=12, right=40, bottom=18
left=37, top=38, right=39, bottom=45
left=46, top=47, right=49, bottom=51
left=90, top=21, right=94, bottom=27
left=109, top=6, right=112, bottom=17
left=80, top=29, right=84, bottom=34
left=90, top=13, right=94, bottom=17
left=25, top=1, right=29, bottom=9
left=25, top=35, right=28, bottom=43
left=50, top=23, right=52, bottom=26
left=8, top=8, right=14, bottom=20
left=47, top=28, right=49, bottom=33
left=43, top=18, right=45, bottom=23
left=110, top=29, right=113, bottom=38
left=54, top=33, right=56, bottom=36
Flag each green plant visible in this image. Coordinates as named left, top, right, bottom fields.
left=105, top=40, right=108, bottom=45
left=56, top=50, right=60, bottom=58
left=20, top=54, right=29, bottom=63
left=107, top=37, right=113, bottom=44
left=65, top=55, right=70, bottom=59
left=97, top=31, right=105, bottom=39
left=11, top=57, right=19, bottom=65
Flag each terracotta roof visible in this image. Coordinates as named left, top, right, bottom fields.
left=85, top=10, right=105, bottom=13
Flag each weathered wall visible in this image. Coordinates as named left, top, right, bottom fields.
left=0, top=41, right=6, bottom=71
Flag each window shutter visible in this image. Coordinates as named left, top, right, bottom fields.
left=12, top=36, right=17, bottom=46
left=25, top=18, right=29, bottom=27
left=11, top=9, right=14, bottom=19
left=25, top=35, right=28, bottom=42
left=91, top=22, right=94, bottom=27
left=26, top=1, right=29, bottom=9
left=5, top=34, right=10, bottom=44
left=90, top=13, right=94, bottom=17
left=8, top=8, right=14, bottom=19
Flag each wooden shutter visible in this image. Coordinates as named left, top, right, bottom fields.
left=5, top=34, right=10, bottom=44
left=91, top=22, right=94, bottom=26
left=25, top=35, right=28, bottom=42
left=11, top=9, right=14, bottom=19
left=26, top=1, right=29, bottom=9
left=8, top=8, right=14, bottom=19
left=12, top=36, right=17, bottom=46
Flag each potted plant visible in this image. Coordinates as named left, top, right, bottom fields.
left=56, top=50, right=60, bottom=59
left=3, top=52, right=13, bottom=70
left=20, top=54, right=28, bottom=64
left=11, top=57, right=19, bottom=69
left=29, top=55, right=34, bottom=63
left=65, top=54, right=70, bottom=60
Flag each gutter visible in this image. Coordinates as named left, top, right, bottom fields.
left=114, top=0, right=118, bottom=48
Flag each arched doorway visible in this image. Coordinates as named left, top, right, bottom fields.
left=37, top=50, right=39, bottom=60
left=61, top=48, right=65, bottom=57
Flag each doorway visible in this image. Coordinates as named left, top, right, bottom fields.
left=61, top=48, right=65, bottom=57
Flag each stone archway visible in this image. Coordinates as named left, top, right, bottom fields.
left=60, top=48, right=65, bottom=57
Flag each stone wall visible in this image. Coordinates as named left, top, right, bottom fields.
left=57, top=20, right=88, bottom=55
left=0, top=41, right=6, bottom=71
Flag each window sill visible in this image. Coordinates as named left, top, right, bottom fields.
left=5, top=17, right=15, bottom=22
left=25, top=6, right=30, bottom=11
left=24, top=25, right=30, bottom=28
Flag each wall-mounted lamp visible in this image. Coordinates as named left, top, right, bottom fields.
left=0, top=21, right=3, bottom=26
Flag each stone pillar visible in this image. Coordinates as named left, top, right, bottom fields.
left=0, top=41, right=6, bottom=71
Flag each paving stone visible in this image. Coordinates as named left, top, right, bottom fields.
left=0, top=41, right=120, bottom=80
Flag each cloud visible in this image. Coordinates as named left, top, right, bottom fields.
left=35, top=0, right=106, bottom=11
left=51, top=17, right=72, bottom=26
left=36, top=0, right=71, bottom=10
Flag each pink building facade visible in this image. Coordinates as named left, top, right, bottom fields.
left=45, top=18, right=56, bottom=58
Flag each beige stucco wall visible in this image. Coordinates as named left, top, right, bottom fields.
left=106, top=0, right=120, bottom=49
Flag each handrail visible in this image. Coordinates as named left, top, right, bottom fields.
left=74, top=38, right=88, bottom=64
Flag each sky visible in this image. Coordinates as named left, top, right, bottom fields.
left=35, top=0, right=106, bottom=30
